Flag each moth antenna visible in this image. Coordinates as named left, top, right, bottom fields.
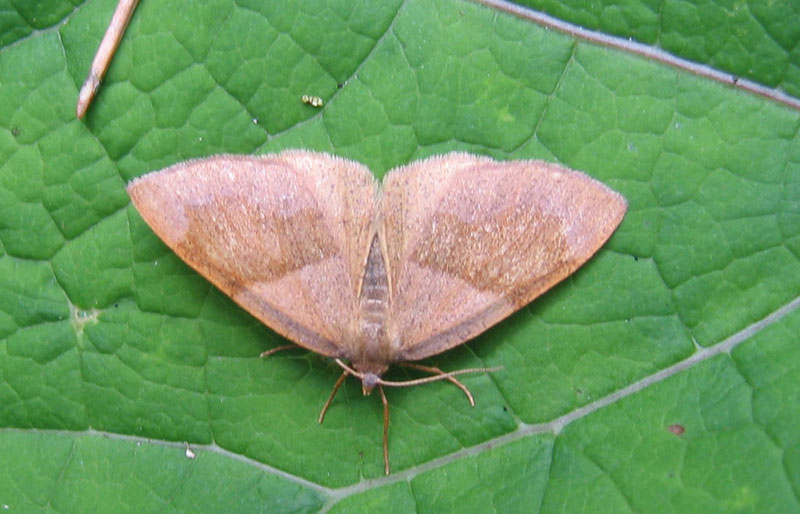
left=377, top=366, right=502, bottom=389
left=379, top=385, right=390, bottom=475
left=333, top=358, right=361, bottom=377
left=259, top=344, right=297, bottom=358
left=398, top=362, right=475, bottom=406
left=318, top=371, right=348, bottom=424
left=335, top=358, right=501, bottom=397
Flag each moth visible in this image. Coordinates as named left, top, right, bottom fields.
left=127, top=150, right=627, bottom=473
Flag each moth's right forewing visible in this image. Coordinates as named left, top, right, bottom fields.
left=380, top=154, right=627, bottom=362
left=127, top=151, right=378, bottom=357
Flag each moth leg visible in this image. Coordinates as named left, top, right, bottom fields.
left=399, top=362, right=475, bottom=406
left=318, top=371, right=348, bottom=424
left=259, top=344, right=298, bottom=358
left=379, top=384, right=390, bottom=475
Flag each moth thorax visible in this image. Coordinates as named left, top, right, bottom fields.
left=356, top=235, right=391, bottom=366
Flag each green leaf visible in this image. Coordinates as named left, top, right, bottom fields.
left=1, top=0, right=798, bottom=511
left=514, top=0, right=800, bottom=98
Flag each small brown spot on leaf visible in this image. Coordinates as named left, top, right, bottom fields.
left=667, top=424, right=685, bottom=436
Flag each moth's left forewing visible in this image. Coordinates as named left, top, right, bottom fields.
left=380, top=154, right=627, bottom=362
left=127, top=152, right=378, bottom=358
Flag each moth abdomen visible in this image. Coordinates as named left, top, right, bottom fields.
left=354, top=234, right=393, bottom=369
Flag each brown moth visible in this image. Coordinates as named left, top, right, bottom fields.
left=126, top=150, right=627, bottom=474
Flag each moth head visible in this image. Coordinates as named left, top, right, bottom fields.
left=360, top=373, right=378, bottom=395
left=352, top=361, right=389, bottom=395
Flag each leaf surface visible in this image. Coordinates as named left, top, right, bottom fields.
left=0, top=0, right=798, bottom=511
